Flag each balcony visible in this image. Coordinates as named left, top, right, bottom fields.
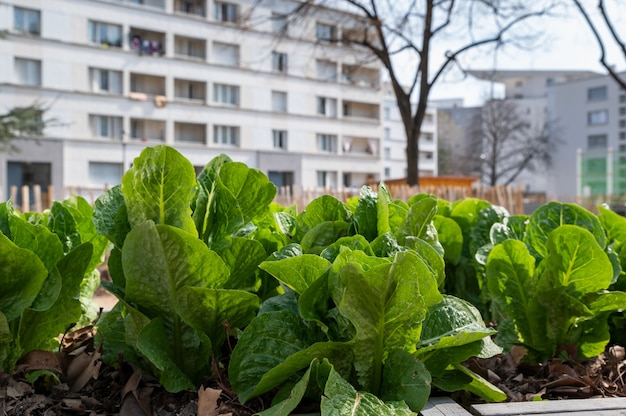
left=342, top=100, right=379, bottom=121
left=119, top=0, right=166, bottom=9
left=130, top=118, right=166, bottom=142
left=341, top=65, right=380, bottom=88
left=129, top=27, right=165, bottom=56
left=174, top=0, right=206, bottom=17
left=130, top=73, right=166, bottom=96
left=174, top=35, right=206, bottom=60
left=175, top=122, right=206, bottom=144
left=174, top=78, right=206, bottom=102
left=342, top=136, right=379, bottom=157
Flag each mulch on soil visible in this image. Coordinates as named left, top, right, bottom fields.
left=2, top=323, right=625, bottom=416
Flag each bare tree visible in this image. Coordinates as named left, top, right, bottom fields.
left=0, top=103, right=51, bottom=154
left=474, top=99, right=558, bottom=187
left=572, top=0, right=626, bottom=90
left=266, top=0, right=558, bottom=185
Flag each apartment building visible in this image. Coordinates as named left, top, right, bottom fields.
left=0, top=0, right=437, bottom=206
left=464, top=70, right=595, bottom=195
left=547, top=72, right=626, bottom=199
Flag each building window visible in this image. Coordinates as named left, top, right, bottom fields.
left=621, top=120, right=626, bottom=129
left=89, top=162, right=123, bottom=188
left=384, top=147, right=391, bottom=160
left=317, top=170, right=337, bottom=188
left=620, top=131, right=626, bottom=140
left=14, top=58, right=41, bottom=86
left=588, top=110, right=608, bottom=125
left=174, top=78, right=206, bottom=101
left=384, top=167, right=391, bottom=178
left=272, top=130, right=287, bottom=150
left=272, top=52, right=288, bottom=73
left=384, top=127, right=391, bottom=141
left=90, top=115, right=123, bottom=139
left=212, top=42, right=239, bottom=66
left=316, top=60, right=337, bottom=81
left=14, top=7, right=40, bottom=35
left=88, top=20, right=122, bottom=47
left=271, top=91, right=287, bottom=113
left=587, top=134, right=607, bottom=149
left=384, top=106, right=390, bottom=120
left=588, top=86, right=608, bottom=101
left=213, top=125, right=239, bottom=146
left=268, top=171, right=293, bottom=189
left=620, top=107, right=626, bottom=116
left=175, top=122, right=206, bottom=144
left=213, top=83, right=239, bottom=106
left=621, top=95, right=626, bottom=103
left=89, top=68, right=122, bottom=94
left=316, top=22, right=337, bottom=41
left=317, top=97, right=337, bottom=117
left=317, top=134, right=337, bottom=153
left=271, top=13, right=287, bottom=33
left=214, top=1, right=238, bottom=23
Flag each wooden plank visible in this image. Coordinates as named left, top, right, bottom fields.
left=471, top=397, right=626, bottom=415
left=420, top=397, right=472, bottom=416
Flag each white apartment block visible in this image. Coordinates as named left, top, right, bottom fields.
left=547, top=72, right=626, bottom=200
left=0, top=0, right=437, bottom=207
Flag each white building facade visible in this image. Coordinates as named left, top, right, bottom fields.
left=547, top=72, right=626, bottom=200
left=0, top=0, right=437, bottom=206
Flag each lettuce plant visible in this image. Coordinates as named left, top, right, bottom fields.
left=0, top=196, right=108, bottom=372
left=94, top=145, right=276, bottom=392
left=228, top=185, right=504, bottom=413
left=485, top=202, right=626, bottom=362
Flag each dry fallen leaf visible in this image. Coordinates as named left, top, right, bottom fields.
left=197, top=386, right=233, bottom=416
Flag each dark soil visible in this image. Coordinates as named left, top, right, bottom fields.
left=2, top=323, right=625, bottom=416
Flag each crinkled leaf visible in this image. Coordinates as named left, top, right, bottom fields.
left=0, top=233, right=48, bottom=321
left=541, top=225, right=613, bottom=297
left=330, top=251, right=442, bottom=393
left=433, top=215, right=462, bottom=265
left=321, top=365, right=416, bottom=416
left=136, top=318, right=206, bottom=393
left=123, top=221, right=230, bottom=318
left=487, top=239, right=547, bottom=352
left=217, top=237, right=266, bottom=290
left=18, top=243, right=93, bottom=355
left=395, top=195, right=438, bottom=245
left=122, top=145, right=197, bottom=235
left=260, top=255, right=331, bottom=295
left=525, top=202, right=606, bottom=259
left=300, top=221, right=350, bottom=253
left=380, top=349, right=431, bottom=412
left=229, top=310, right=334, bottom=403
left=93, top=185, right=131, bottom=247
left=175, top=286, right=259, bottom=354
left=353, top=186, right=379, bottom=242
left=417, top=296, right=496, bottom=353
left=320, top=235, right=373, bottom=263
left=433, top=364, right=506, bottom=403
left=297, top=195, right=350, bottom=232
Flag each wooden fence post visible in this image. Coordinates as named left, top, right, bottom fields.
left=33, top=185, right=42, bottom=213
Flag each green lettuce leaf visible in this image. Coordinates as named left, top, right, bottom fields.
left=122, top=145, right=197, bottom=235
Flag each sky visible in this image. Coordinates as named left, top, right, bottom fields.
left=427, top=2, right=626, bottom=107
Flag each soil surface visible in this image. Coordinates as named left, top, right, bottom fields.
left=2, top=289, right=626, bottom=415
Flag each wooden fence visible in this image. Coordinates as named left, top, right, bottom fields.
left=275, top=183, right=528, bottom=215
left=5, top=183, right=529, bottom=215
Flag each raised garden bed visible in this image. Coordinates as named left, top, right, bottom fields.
left=2, top=144, right=626, bottom=415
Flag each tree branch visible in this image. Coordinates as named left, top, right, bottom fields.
left=573, top=0, right=626, bottom=90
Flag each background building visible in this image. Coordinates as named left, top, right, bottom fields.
left=452, top=70, right=597, bottom=196
left=547, top=71, right=626, bottom=200
left=1, top=0, right=437, bottom=207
